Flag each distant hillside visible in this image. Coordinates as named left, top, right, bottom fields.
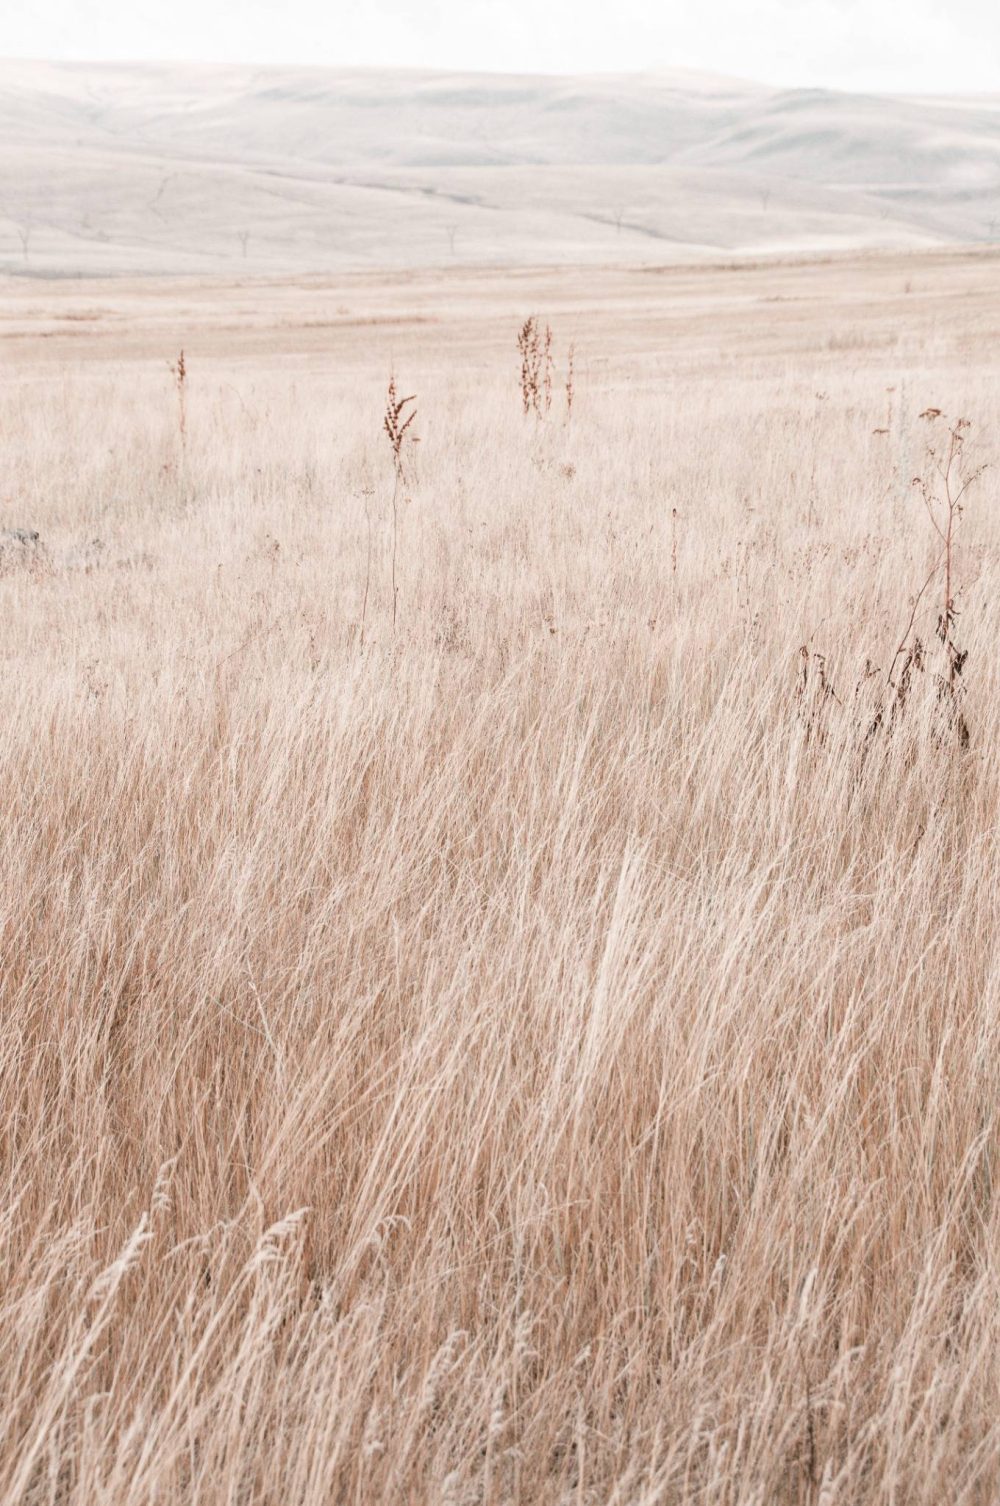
left=1, top=60, right=999, bottom=274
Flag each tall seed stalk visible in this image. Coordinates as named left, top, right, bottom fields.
left=383, top=376, right=419, bottom=633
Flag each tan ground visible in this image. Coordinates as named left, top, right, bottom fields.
left=2, top=248, right=1000, bottom=1502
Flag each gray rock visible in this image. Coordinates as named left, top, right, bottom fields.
left=1, top=528, right=40, bottom=546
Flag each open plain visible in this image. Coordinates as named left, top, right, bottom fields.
left=3, top=248, right=1000, bottom=1502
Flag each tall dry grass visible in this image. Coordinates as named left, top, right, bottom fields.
left=2, top=257, right=1000, bottom=1503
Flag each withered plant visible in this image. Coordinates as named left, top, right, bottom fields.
left=169, top=349, right=187, bottom=452
left=517, top=317, right=553, bottom=419
left=868, top=412, right=984, bottom=749
left=796, top=645, right=841, bottom=742
left=383, top=375, right=419, bottom=632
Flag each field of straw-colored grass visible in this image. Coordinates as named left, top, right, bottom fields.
left=2, top=251, right=1000, bottom=1504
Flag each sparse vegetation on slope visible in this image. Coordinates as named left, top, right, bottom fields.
left=3, top=60, right=1000, bottom=274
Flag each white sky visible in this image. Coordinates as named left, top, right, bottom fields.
left=3, top=0, right=999, bottom=94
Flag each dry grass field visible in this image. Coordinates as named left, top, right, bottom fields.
left=3, top=248, right=1000, bottom=1503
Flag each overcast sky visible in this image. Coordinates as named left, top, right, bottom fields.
left=3, top=0, right=999, bottom=94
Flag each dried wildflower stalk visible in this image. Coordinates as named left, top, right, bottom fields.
left=169, top=349, right=187, bottom=452
left=517, top=317, right=553, bottom=419
left=383, top=376, right=419, bottom=632
left=869, top=413, right=984, bottom=749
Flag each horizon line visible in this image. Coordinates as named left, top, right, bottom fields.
left=1, top=54, right=996, bottom=103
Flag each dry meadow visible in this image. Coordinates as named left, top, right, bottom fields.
left=2, top=249, right=1000, bottom=1503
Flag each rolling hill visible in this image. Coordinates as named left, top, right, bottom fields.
left=1, top=59, right=999, bottom=273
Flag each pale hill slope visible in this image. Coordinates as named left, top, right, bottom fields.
left=1, top=60, right=998, bottom=273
